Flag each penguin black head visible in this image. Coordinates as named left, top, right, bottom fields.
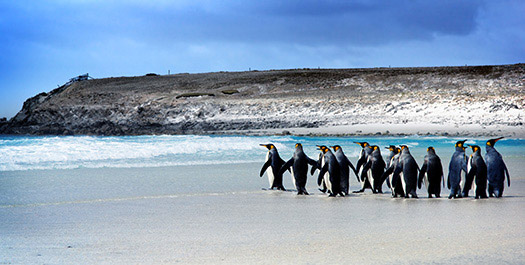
left=400, top=145, right=409, bottom=151
left=455, top=140, right=467, bottom=149
left=295, top=143, right=303, bottom=148
left=316, top=145, right=328, bottom=153
left=259, top=144, right=275, bottom=150
left=330, top=145, right=342, bottom=151
left=395, top=147, right=401, bottom=153
left=427, top=146, right=436, bottom=154
left=486, top=137, right=504, bottom=147
left=385, top=145, right=396, bottom=152
left=371, top=145, right=379, bottom=151
left=467, top=145, right=481, bottom=153
left=354, top=141, right=369, bottom=148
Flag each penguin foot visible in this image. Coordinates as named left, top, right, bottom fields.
left=352, top=190, right=364, bottom=193
left=428, top=194, right=432, bottom=198
left=435, top=194, right=441, bottom=198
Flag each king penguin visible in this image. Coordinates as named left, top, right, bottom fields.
left=353, top=142, right=374, bottom=193
left=485, top=137, right=510, bottom=198
left=385, top=145, right=397, bottom=168
left=360, top=145, right=386, bottom=193
left=395, top=145, right=419, bottom=198
left=316, top=146, right=343, bottom=197
left=447, top=140, right=467, bottom=199
left=259, top=144, right=286, bottom=191
left=418, top=147, right=444, bottom=198
left=311, top=145, right=328, bottom=193
left=382, top=147, right=404, bottom=197
left=280, top=143, right=317, bottom=195
left=465, top=145, right=488, bottom=199
left=331, top=145, right=358, bottom=195
left=355, top=142, right=373, bottom=176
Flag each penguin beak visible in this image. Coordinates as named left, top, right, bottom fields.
left=260, top=144, right=271, bottom=150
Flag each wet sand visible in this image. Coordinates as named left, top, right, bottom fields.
left=1, top=161, right=524, bottom=264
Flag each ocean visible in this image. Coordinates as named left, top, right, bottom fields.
left=1, top=135, right=523, bottom=172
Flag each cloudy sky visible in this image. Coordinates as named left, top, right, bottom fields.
left=1, top=0, right=524, bottom=118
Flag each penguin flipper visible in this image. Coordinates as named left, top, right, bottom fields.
left=382, top=166, right=393, bottom=189
left=418, top=162, right=427, bottom=189
left=279, top=158, right=294, bottom=176
left=344, top=156, right=359, bottom=179
left=260, top=159, right=272, bottom=177
left=361, top=160, right=371, bottom=182
left=318, top=165, right=328, bottom=186
left=504, top=162, right=511, bottom=187
left=356, top=156, right=365, bottom=174
left=311, top=158, right=321, bottom=175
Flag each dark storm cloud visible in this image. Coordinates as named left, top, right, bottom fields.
left=1, top=0, right=483, bottom=49
left=128, top=0, right=483, bottom=45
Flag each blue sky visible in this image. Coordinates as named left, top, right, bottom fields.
left=1, top=0, right=524, bottom=118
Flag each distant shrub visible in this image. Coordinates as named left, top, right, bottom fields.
left=221, top=89, right=239, bottom=95
left=145, top=73, right=159, bottom=76
left=176, top=93, right=215, bottom=99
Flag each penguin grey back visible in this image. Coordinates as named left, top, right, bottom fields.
left=485, top=137, right=510, bottom=197
left=418, top=147, right=444, bottom=198
left=280, top=143, right=317, bottom=195
left=466, top=145, right=488, bottom=199
left=397, top=145, right=419, bottom=198
left=447, top=140, right=467, bottom=199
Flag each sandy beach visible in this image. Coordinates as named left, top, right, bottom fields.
left=2, top=152, right=524, bottom=264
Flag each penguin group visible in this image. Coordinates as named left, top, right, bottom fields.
left=259, top=137, right=510, bottom=198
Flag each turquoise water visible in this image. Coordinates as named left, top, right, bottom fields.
left=0, top=135, right=523, bottom=171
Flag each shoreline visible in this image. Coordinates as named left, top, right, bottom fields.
left=1, top=122, right=524, bottom=138
left=221, top=122, right=525, bottom=138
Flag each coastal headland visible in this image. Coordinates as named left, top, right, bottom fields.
left=1, top=64, right=524, bottom=137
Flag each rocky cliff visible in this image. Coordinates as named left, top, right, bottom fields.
left=1, top=64, right=524, bottom=136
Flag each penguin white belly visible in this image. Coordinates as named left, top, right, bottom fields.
left=291, top=168, right=296, bottom=188
left=324, top=172, right=332, bottom=192
left=367, top=168, right=374, bottom=187
left=267, top=166, right=275, bottom=187
left=459, top=170, right=466, bottom=190
left=467, top=156, right=473, bottom=174
left=424, top=172, right=429, bottom=192
left=265, top=153, right=275, bottom=187
left=319, top=156, right=327, bottom=189
left=400, top=172, right=407, bottom=195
